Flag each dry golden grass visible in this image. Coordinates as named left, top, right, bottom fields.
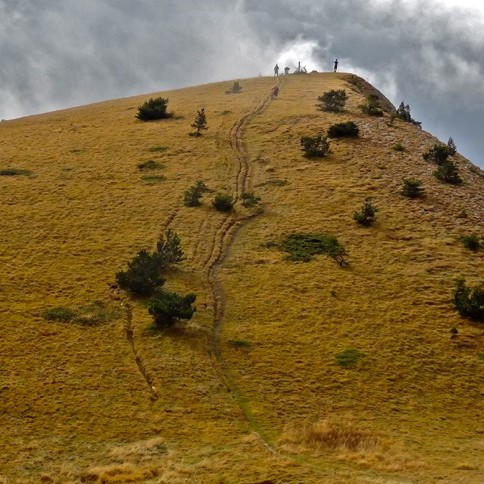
left=0, top=73, right=483, bottom=483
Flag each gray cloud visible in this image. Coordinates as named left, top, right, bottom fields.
left=1, top=0, right=483, bottom=166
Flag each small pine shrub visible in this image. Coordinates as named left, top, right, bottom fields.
left=116, top=249, right=166, bottom=297
left=359, top=94, right=383, bottom=116
left=240, top=192, right=261, bottom=208
left=434, top=160, right=462, bottom=184
left=212, top=192, right=234, bottom=212
left=136, top=98, right=173, bottom=121
left=447, top=137, right=457, bottom=156
left=459, top=234, right=481, bottom=251
left=354, top=198, right=378, bottom=226
left=148, top=290, right=196, bottom=329
left=392, top=143, right=405, bottom=152
left=300, top=134, right=331, bottom=158
left=327, top=121, right=359, bottom=138
left=395, top=101, right=422, bottom=128
left=190, top=108, right=208, bottom=136
left=155, top=229, right=185, bottom=268
left=116, top=230, right=184, bottom=296
left=184, top=180, right=210, bottom=207
left=226, top=81, right=242, bottom=94
left=316, top=89, right=347, bottom=112
left=453, top=278, right=484, bottom=321
left=423, top=143, right=453, bottom=165
left=401, top=178, right=424, bottom=198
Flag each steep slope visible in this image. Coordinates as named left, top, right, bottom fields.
left=0, top=73, right=482, bottom=483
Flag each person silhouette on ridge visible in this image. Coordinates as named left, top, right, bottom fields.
left=274, top=64, right=279, bottom=76
left=333, top=58, right=338, bottom=72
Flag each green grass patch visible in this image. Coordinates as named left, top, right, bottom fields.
left=147, top=146, right=168, bottom=153
left=0, top=168, right=32, bottom=177
left=335, top=348, right=365, bottom=368
left=137, top=160, right=165, bottom=171
left=279, top=232, right=347, bottom=264
left=256, top=179, right=289, bottom=188
left=228, top=338, right=253, bottom=348
left=42, top=301, right=122, bottom=326
left=141, top=174, right=166, bottom=184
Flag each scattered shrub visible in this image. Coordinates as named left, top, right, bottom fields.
left=300, top=134, right=331, bottom=158
left=423, top=143, right=453, bottom=165
left=335, top=348, right=365, bottom=368
left=392, top=143, right=405, bottom=152
left=190, top=108, right=208, bottom=136
left=212, top=192, right=234, bottom=212
left=136, top=98, right=173, bottom=121
left=353, top=198, right=378, bottom=226
left=116, top=229, right=184, bottom=296
left=279, top=232, right=347, bottom=265
left=225, top=81, right=242, bottom=94
left=401, top=178, right=424, bottom=198
left=116, top=249, right=166, bottom=297
left=459, top=234, right=481, bottom=251
left=434, top=160, right=462, bottom=184
left=395, top=101, right=422, bottom=128
left=447, top=137, right=457, bottom=155
left=457, top=208, right=468, bottom=218
left=155, top=229, right=185, bottom=268
left=240, top=192, right=261, bottom=208
left=453, top=278, right=484, bottom=321
left=183, top=180, right=210, bottom=207
left=359, top=94, right=383, bottom=116
left=327, top=121, right=359, bottom=138
left=316, top=89, right=347, bottom=112
left=148, top=290, right=196, bottom=329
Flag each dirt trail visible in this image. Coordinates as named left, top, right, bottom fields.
left=122, top=83, right=280, bottom=448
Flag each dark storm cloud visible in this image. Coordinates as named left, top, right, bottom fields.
left=1, top=0, right=483, bottom=166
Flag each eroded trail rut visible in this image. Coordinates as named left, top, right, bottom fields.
left=124, top=85, right=279, bottom=451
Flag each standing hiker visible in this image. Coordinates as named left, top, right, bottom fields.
left=333, top=58, right=338, bottom=72
left=284, top=66, right=290, bottom=75
left=274, top=64, right=279, bottom=76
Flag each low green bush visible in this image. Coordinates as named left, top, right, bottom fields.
left=316, top=90, right=347, bottom=112
left=148, top=290, right=196, bottom=329
left=327, top=121, right=359, bottom=138
left=240, top=192, right=261, bottom=208
left=423, top=143, right=453, bottom=165
left=359, top=94, right=383, bottom=116
left=434, top=160, right=462, bottom=184
left=401, top=178, right=424, bottom=198
left=300, top=134, right=331, bottom=158
left=459, top=234, right=481, bottom=251
left=453, top=278, right=484, bottom=321
left=212, top=192, right=234, bottom=212
left=136, top=98, right=173, bottom=121
left=137, top=160, right=164, bottom=171
left=184, top=180, right=210, bottom=207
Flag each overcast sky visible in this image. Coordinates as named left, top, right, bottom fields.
left=1, top=0, right=483, bottom=167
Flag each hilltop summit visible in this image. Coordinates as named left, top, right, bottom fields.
left=0, top=73, right=482, bottom=483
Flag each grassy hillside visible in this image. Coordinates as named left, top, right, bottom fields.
left=0, top=73, right=482, bottom=483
